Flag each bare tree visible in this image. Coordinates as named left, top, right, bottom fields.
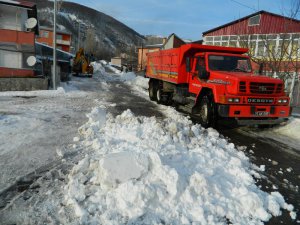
left=236, top=1, right=300, bottom=82
left=84, top=27, right=96, bottom=54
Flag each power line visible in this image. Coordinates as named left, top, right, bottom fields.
left=230, top=0, right=257, bottom=11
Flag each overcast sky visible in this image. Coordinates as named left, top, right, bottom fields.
left=71, top=0, right=298, bottom=41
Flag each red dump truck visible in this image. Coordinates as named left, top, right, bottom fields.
left=146, top=44, right=291, bottom=128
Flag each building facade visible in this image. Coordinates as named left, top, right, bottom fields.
left=138, top=34, right=186, bottom=71
left=202, top=10, right=300, bottom=106
left=37, top=26, right=72, bottom=52
left=202, top=11, right=300, bottom=76
left=138, top=44, right=163, bottom=71
left=0, top=0, right=39, bottom=78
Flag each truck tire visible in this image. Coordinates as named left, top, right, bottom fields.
left=198, top=95, right=217, bottom=128
left=149, top=79, right=157, bottom=101
left=156, top=88, right=163, bottom=104
left=156, top=83, right=170, bottom=105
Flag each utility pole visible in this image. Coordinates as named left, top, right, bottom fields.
left=53, top=0, right=57, bottom=90
left=77, top=22, right=80, bottom=51
left=289, top=72, right=297, bottom=105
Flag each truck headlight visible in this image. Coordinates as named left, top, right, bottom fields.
left=227, top=98, right=240, bottom=103
left=278, top=99, right=288, bottom=104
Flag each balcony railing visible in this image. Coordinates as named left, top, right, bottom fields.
left=56, top=39, right=71, bottom=45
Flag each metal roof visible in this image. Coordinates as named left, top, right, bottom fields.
left=203, top=10, right=300, bottom=35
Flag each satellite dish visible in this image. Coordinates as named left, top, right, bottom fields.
left=27, top=56, right=37, bottom=67
left=25, top=18, right=37, bottom=29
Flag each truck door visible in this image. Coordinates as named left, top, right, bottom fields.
left=189, top=56, right=206, bottom=94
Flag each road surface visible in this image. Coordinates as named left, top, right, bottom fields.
left=0, top=75, right=299, bottom=224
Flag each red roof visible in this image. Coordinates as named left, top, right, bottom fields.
left=0, top=0, right=36, bottom=9
left=203, top=10, right=300, bottom=36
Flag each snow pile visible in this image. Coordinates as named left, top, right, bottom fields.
left=271, top=117, right=300, bottom=140
left=91, top=61, right=106, bottom=74
left=126, top=75, right=149, bottom=95
left=64, top=107, right=295, bottom=224
left=92, top=61, right=137, bottom=82
left=107, top=64, right=122, bottom=74
left=0, top=87, right=66, bottom=97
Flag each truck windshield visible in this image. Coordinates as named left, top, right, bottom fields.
left=208, top=55, right=252, bottom=72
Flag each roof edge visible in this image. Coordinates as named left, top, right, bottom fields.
left=203, top=10, right=300, bottom=35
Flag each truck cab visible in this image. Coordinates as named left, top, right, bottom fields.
left=146, top=44, right=291, bottom=128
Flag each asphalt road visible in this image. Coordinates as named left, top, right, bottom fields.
left=219, top=127, right=300, bottom=224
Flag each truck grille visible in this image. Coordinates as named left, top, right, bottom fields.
left=275, top=84, right=283, bottom=93
left=250, top=82, right=275, bottom=94
left=239, top=81, right=246, bottom=92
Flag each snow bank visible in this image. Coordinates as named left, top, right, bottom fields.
left=107, top=64, right=122, bottom=74
left=91, top=61, right=137, bottom=82
left=271, top=117, right=300, bottom=140
left=91, top=61, right=106, bottom=74
left=0, top=87, right=66, bottom=97
left=64, top=107, right=295, bottom=224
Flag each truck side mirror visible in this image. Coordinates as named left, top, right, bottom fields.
left=186, top=57, right=191, bottom=72
left=198, top=68, right=210, bottom=79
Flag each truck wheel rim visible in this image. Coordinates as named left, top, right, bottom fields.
left=201, top=104, right=208, bottom=122
left=157, top=89, right=161, bottom=101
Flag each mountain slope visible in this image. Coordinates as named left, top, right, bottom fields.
left=30, top=0, right=144, bottom=59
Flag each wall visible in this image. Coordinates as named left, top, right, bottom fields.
left=138, top=48, right=160, bottom=71
left=0, top=77, right=48, bottom=91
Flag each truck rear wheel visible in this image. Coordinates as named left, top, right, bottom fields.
left=198, top=95, right=217, bottom=128
left=156, top=84, right=171, bottom=105
left=156, top=88, right=163, bottom=104
left=149, top=79, right=157, bottom=101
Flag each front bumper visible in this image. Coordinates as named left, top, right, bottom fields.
left=218, top=104, right=291, bottom=119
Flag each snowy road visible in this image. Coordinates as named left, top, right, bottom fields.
left=0, top=67, right=299, bottom=224
left=219, top=127, right=300, bottom=224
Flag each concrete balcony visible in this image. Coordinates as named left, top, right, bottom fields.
left=0, top=29, right=35, bottom=46
left=56, top=39, right=71, bottom=46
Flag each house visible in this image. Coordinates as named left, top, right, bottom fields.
left=137, top=34, right=186, bottom=71
left=202, top=10, right=300, bottom=76
left=137, top=44, right=163, bottom=71
left=0, top=0, right=39, bottom=78
left=111, top=57, right=125, bottom=67
left=36, top=26, right=72, bottom=52
left=161, top=33, right=185, bottom=50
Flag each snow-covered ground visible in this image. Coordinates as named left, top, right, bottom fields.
left=243, top=117, right=300, bottom=151
left=0, top=79, right=98, bottom=193
left=0, top=61, right=299, bottom=224
left=64, top=105, right=296, bottom=224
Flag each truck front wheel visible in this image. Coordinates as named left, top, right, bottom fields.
left=198, top=95, right=217, bottom=128
left=149, top=80, right=157, bottom=101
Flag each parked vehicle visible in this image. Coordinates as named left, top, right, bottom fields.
left=146, top=44, right=291, bottom=128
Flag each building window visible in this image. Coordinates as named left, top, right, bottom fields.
left=57, top=34, right=63, bottom=40
left=42, top=31, right=49, bottom=38
left=205, top=36, right=213, bottom=42
left=0, top=50, right=22, bottom=69
left=248, top=14, right=261, bottom=26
